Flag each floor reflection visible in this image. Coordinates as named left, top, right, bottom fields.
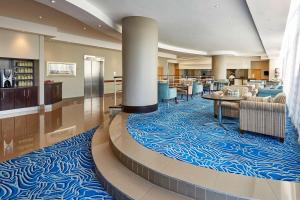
left=0, top=94, right=122, bottom=162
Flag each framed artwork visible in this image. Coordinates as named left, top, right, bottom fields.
left=47, top=62, right=76, bottom=76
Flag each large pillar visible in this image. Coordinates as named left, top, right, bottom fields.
left=122, top=16, right=158, bottom=113
left=212, top=55, right=227, bottom=80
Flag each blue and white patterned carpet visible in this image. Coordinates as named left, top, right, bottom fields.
left=0, top=128, right=113, bottom=200
left=127, top=97, right=300, bottom=182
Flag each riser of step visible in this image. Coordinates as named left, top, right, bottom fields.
left=108, top=113, right=257, bottom=200
left=92, top=127, right=193, bottom=200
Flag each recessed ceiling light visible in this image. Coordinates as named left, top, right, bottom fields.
left=39, top=16, right=43, bottom=19
left=51, top=0, right=56, bottom=3
left=98, top=24, right=102, bottom=28
left=83, top=27, right=87, bottom=30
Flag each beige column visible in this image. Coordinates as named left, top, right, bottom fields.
left=212, top=55, right=227, bottom=80
left=122, top=16, right=158, bottom=113
left=39, top=35, right=45, bottom=106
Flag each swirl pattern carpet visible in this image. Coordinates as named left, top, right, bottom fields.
left=127, top=97, right=300, bottom=182
left=0, top=128, right=113, bottom=200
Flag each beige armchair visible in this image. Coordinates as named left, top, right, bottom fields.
left=239, top=93, right=286, bottom=142
left=214, top=86, right=251, bottom=118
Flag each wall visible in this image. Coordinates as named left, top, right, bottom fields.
left=269, top=59, right=280, bottom=80
left=158, top=57, right=168, bottom=75
left=250, top=60, right=269, bottom=80
left=225, top=56, right=254, bottom=69
left=44, top=39, right=122, bottom=98
left=0, top=28, right=40, bottom=59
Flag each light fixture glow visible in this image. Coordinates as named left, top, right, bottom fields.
left=39, top=16, right=43, bottom=19
left=98, top=24, right=102, bottom=28
left=83, top=27, right=87, bottom=30
left=51, top=0, right=56, bottom=3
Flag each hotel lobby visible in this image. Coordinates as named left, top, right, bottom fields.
left=0, top=0, right=299, bottom=200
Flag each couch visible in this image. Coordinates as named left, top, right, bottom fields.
left=240, top=93, right=286, bottom=142
left=214, top=86, right=252, bottom=118
left=158, top=82, right=177, bottom=102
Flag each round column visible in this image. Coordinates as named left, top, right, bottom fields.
left=212, top=55, right=227, bottom=80
left=122, top=16, right=158, bottom=113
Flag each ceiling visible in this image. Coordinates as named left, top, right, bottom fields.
left=246, top=0, right=291, bottom=58
left=11, top=0, right=292, bottom=58
left=87, top=0, right=265, bottom=55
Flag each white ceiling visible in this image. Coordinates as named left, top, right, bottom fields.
left=87, top=0, right=265, bottom=55
left=246, top=0, right=291, bottom=58
left=36, top=0, right=290, bottom=58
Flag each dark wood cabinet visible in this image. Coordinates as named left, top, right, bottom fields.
left=14, top=87, right=38, bottom=109
left=0, top=87, right=38, bottom=111
left=14, top=88, right=27, bottom=109
left=0, top=89, right=15, bottom=111
left=45, top=82, right=62, bottom=105
left=27, top=87, right=38, bottom=107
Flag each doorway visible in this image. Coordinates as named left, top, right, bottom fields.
left=84, top=55, right=104, bottom=98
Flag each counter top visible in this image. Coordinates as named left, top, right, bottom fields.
left=44, top=82, right=62, bottom=85
left=0, top=86, right=38, bottom=89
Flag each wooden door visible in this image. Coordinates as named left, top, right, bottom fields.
left=27, top=87, right=38, bottom=107
left=54, top=84, right=62, bottom=103
left=250, top=69, right=262, bottom=80
left=14, top=88, right=27, bottom=109
left=157, top=67, right=163, bottom=76
left=0, top=89, right=15, bottom=111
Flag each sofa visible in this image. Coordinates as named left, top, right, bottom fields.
left=158, top=82, right=177, bottom=102
left=240, top=93, right=286, bottom=142
left=214, top=86, right=252, bottom=118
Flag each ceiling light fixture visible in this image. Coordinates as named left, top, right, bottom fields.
left=83, top=27, right=87, bottom=30
left=51, top=0, right=56, bottom=3
left=98, top=24, right=102, bottom=28
left=39, top=16, right=43, bottom=19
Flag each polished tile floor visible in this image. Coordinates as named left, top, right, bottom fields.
left=0, top=94, right=122, bottom=162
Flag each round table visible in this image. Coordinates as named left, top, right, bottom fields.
left=202, top=94, right=245, bottom=130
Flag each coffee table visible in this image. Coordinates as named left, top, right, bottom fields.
left=202, top=94, right=244, bottom=130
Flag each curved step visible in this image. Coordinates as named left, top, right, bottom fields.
left=91, top=126, right=192, bottom=200
left=109, top=113, right=299, bottom=200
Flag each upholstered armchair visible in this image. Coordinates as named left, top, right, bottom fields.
left=213, top=86, right=251, bottom=118
left=192, top=81, right=203, bottom=96
left=239, top=93, right=286, bottom=142
left=158, top=82, right=177, bottom=102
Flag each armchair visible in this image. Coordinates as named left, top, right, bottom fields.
left=214, top=86, right=251, bottom=118
left=158, top=82, right=177, bottom=102
left=192, top=81, right=203, bottom=96
left=240, top=93, right=286, bottom=142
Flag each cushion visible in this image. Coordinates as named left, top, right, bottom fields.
left=221, top=101, right=239, bottom=109
left=246, top=96, right=272, bottom=102
left=275, top=85, right=283, bottom=90
left=273, top=93, right=286, bottom=104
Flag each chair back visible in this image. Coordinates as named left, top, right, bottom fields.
left=158, top=82, right=169, bottom=101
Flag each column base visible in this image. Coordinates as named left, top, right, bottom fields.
left=123, top=104, right=158, bottom=113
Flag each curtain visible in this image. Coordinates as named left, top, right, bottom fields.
left=281, top=0, right=300, bottom=142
